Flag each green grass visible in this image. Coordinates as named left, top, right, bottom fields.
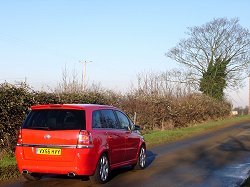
left=1, top=115, right=250, bottom=182
left=144, top=115, right=250, bottom=148
left=0, top=154, right=20, bottom=181
left=0, top=154, right=16, bottom=167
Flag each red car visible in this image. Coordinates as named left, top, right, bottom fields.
left=15, top=104, right=146, bottom=184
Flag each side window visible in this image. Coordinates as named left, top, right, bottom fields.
left=101, top=110, right=117, bottom=129
left=115, top=110, right=130, bottom=130
left=92, top=110, right=102, bottom=128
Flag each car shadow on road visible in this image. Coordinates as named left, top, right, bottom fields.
left=9, top=175, right=91, bottom=187
left=145, top=150, right=157, bottom=167
left=107, top=150, right=157, bottom=181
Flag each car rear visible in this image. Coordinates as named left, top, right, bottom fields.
left=15, top=104, right=98, bottom=176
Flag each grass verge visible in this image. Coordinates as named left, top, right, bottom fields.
left=144, top=115, right=250, bottom=148
left=0, top=154, right=21, bottom=182
left=0, top=154, right=16, bottom=167
left=1, top=115, right=250, bottom=182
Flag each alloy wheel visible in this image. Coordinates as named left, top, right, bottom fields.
left=139, top=146, right=146, bottom=168
left=99, top=155, right=109, bottom=182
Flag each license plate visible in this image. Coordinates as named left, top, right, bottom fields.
left=36, top=148, right=61, bottom=155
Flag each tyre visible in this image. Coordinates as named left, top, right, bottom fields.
left=23, top=173, right=42, bottom=181
left=90, top=153, right=110, bottom=184
left=133, top=145, right=146, bottom=169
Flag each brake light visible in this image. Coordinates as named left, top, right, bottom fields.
left=17, top=130, right=22, bottom=145
left=77, top=130, right=93, bottom=148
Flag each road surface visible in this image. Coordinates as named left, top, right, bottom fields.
left=2, top=121, right=250, bottom=187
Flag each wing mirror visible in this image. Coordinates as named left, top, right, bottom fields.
left=128, top=124, right=141, bottom=132
left=134, top=125, right=141, bottom=131
left=129, top=124, right=141, bottom=130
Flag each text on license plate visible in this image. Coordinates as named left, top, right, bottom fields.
left=36, top=148, right=61, bottom=155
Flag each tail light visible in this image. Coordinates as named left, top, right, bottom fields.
left=77, top=130, right=93, bottom=148
left=17, top=130, right=22, bottom=145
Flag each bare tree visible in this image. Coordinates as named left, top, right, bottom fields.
left=55, top=65, right=105, bottom=94
left=135, top=70, right=197, bottom=97
left=167, top=18, right=250, bottom=92
left=55, top=65, right=82, bottom=93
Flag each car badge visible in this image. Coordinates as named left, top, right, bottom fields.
left=44, top=134, right=51, bottom=139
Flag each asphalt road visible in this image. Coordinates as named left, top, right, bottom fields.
left=2, top=121, right=250, bottom=187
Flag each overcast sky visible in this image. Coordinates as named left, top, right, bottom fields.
left=0, top=0, right=249, bottom=107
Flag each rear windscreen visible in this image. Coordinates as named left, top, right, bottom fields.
left=22, top=109, right=86, bottom=130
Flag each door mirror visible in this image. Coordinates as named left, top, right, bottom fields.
left=134, top=125, right=141, bottom=131
left=128, top=124, right=141, bottom=131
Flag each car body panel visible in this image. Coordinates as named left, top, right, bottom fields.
left=15, top=104, right=145, bottom=177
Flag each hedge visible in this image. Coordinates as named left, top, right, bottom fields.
left=0, top=82, right=231, bottom=153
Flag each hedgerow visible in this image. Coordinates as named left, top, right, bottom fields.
left=0, top=82, right=231, bottom=153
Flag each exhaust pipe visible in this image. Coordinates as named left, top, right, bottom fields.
left=22, top=170, right=29, bottom=174
left=67, top=172, right=76, bottom=177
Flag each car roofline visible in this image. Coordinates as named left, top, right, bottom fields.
left=31, top=104, right=118, bottom=110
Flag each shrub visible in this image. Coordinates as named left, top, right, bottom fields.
left=0, top=83, right=35, bottom=152
left=118, top=92, right=231, bottom=130
left=0, top=82, right=231, bottom=154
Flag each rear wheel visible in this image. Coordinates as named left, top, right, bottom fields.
left=133, top=145, right=146, bottom=169
left=90, top=153, right=110, bottom=184
left=23, top=173, right=42, bottom=181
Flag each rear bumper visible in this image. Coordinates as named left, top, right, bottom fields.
left=15, top=146, right=98, bottom=176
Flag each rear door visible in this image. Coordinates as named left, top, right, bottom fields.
left=21, top=109, right=85, bottom=161
left=100, top=109, right=126, bottom=165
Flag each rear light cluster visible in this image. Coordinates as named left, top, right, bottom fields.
left=17, top=130, right=23, bottom=145
left=77, top=130, right=93, bottom=148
